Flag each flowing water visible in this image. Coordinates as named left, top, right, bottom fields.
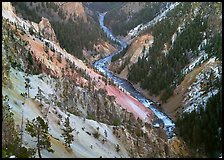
left=93, top=12, right=175, bottom=138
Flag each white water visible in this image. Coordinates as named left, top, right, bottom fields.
left=94, top=12, right=176, bottom=138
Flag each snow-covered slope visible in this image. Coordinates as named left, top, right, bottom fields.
left=2, top=2, right=191, bottom=158
left=183, top=57, right=222, bottom=113
left=2, top=2, right=32, bottom=33
left=125, top=2, right=180, bottom=44
left=2, top=4, right=130, bottom=157
left=3, top=67, right=129, bottom=158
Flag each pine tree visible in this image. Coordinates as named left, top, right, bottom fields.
left=35, top=86, right=43, bottom=104
left=115, top=144, right=120, bottom=153
left=25, top=116, right=54, bottom=158
left=2, top=95, right=17, bottom=152
left=24, top=76, right=31, bottom=98
left=2, top=95, right=33, bottom=158
left=27, top=50, right=33, bottom=66
left=61, top=117, right=75, bottom=148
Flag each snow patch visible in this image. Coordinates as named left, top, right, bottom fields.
left=3, top=67, right=130, bottom=158
left=183, top=57, right=222, bottom=113
left=127, top=2, right=180, bottom=39
left=182, top=50, right=208, bottom=75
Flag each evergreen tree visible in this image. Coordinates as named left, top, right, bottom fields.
left=2, top=95, right=34, bottom=158
left=115, top=144, right=120, bottom=153
left=24, top=76, right=31, bottom=98
left=25, top=116, right=54, bottom=158
left=35, top=86, right=44, bottom=104
left=61, top=117, right=75, bottom=148
left=176, top=87, right=222, bottom=157
left=27, top=50, right=33, bottom=65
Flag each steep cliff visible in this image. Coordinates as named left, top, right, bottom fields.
left=54, top=2, right=87, bottom=22
left=109, top=34, right=154, bottom=79
left=38, top=17, right=59, bottom=45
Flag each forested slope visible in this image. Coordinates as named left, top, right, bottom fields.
left=126, top=2, right=222, bottom=102
left=11, top=2, right=108, bottom=60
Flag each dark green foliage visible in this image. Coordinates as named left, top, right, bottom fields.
left=27, top=51, right=33, bottom=65
left=11, top=60, right=22, bottom=70
left=61, top=117, right=75, bottom=148
left=84, top=2, right=124, bottom=13
left=2, top=95, right=34, bottom=158
left=12, top=2, right=107, bottom=60
left=51, top=17, right=104, bottom=59
left=35, top=86, right=43, bottom=104
left=25, top=77, right=31, bottom=98
left=2, top=149, right=6, bottom=158
left=25, top=116, right=54, bottom=158
left=171, top=13, right=206, bottom=53
left=11, top=2, right=41, bottom=23
left=57, top=101, right=62, bottom=108
left=127, top=3, right=217, bottom=102
left=93, top=131, right=100, bottom=139
left=176, top=87, right=222, bottom=157
left=205, top=33, right=222, bottom=60
left=87, top=111, right=96, bottom=120
left=2, top=146, right=34, bottom=158
left=58, top=8, right=66, bottom=19
left=104, top=3, right=164, bottom=36
left=112, top=118, right=121, bottom=126
left=2, top=18, right=42, bottom=75
left=49, top=2, right=59, bottom=12
left=115, top=144, right=120, bottom=152
left=161, top=86, right=174, bottom=103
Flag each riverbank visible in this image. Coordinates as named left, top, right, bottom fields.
left=133, top=83, right=178, bottom=121
left=94, top=12, right=175, bottom=138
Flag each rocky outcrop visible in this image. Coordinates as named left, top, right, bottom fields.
left=112, top=125, right=189, bottom=158
left=2, top=2, right=59, bottom=45
left=109, top=34, right=154, bottom=79
left=55, top=2, right=87, bottom=22
left=126, top=34, right=154, bottom=64
left=2, top=2, right=15, bottom=12
left=93, top=42, right=117, bottom=55
left=38, top=17, right=59, bottom=45
left=84, top=41, right=117, bottom=64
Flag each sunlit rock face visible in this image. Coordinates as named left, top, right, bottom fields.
left=2, top=2, right=14, bottom=12
left=54, top=2, right=87, bottom=22
left=38, top=17, right=59, bottom=45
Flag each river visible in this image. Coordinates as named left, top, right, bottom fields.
left=93, top=12, right=175, bottom=138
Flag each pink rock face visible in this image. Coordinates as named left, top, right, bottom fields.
left=38, top=17, right=59, bottom=45
left=106, top=85, right=154, bottom=123
left=21, top=13, right=155, bottom=126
